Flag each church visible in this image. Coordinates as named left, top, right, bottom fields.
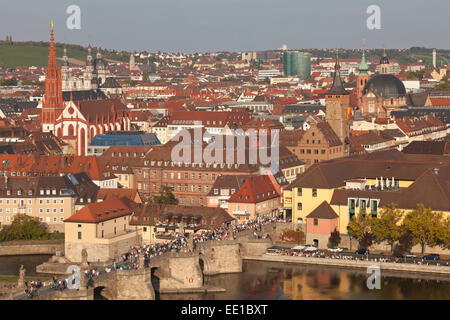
left=357, top=49, right=407, bottom=118
left=41, top=22, right=131, bottom=156
left=61, top=44, right=122, bottom=96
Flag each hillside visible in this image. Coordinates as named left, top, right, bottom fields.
left=0, top=41, right=129, bottom=68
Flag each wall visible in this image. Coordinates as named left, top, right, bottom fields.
left=157, top=253, right=204, bottom=290
left=198, top=241, right=242, bottom=275
left=0, top=242, right=63, bottom=256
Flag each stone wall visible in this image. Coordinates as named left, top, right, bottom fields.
left=157, top=253, right=203, bottom=290
left=114, top=269, right=155, bottom=300
left=65, top=234, right=137, bottom=263
left=0, top=242, right=63, bottom=256
left=198, top=241, right=242, bottom=275
left=239, top=238, right=272, bottom=257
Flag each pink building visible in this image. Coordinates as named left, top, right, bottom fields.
left=305, top=201, right=339, bottom=249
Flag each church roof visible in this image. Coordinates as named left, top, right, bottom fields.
left=326, top=55, right=350, bottom=95
left=362, top=74, right=406, bottom=99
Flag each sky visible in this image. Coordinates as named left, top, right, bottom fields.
left=1, top=0, right=450, bottom=53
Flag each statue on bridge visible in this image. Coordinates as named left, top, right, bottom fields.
left=17, top=264, right=26, bottom=288
left=81, top=248, right=89, bottom=268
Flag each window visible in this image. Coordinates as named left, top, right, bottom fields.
left=297, top=202, right=302, bottom=210
left=348, top=198, right=356, bottom=220
left=78, top=232, right=82, bottom=240
left=297, top=188, right=302, bottom=196
left=370, top=200, right=379, bottom=217
left=314, top=218, right=318, bottom=226
left=312, top=189, right=317, bottom=197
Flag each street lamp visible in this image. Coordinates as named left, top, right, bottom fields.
left=347, top=226, right=352, bottom=252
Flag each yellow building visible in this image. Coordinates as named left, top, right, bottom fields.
left=64, top=198, right=138, bottom=263
left=284, top=152, right=450, bottom=236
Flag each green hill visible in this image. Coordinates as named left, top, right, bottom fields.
left=0, top=42, right=87, bottom=68
left=0, top=41, right=130, bottom=69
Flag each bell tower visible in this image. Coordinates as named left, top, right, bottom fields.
left=357, top=39, right=370, bottom=109
left=42, top=21, right=63, bottom=134
left=325, top=51, right=350, bottom=154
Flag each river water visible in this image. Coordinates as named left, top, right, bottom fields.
left=1, top=256, right=449, bottom=300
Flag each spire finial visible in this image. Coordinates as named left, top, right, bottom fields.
left=51, top=21, right=54, bottom=33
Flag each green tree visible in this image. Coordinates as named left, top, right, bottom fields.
left=435, top=76, right=450, bottom=91
left=149, top=185, right=178, bottom=205
left=0, top=215, right=48, bottom=241
left=347, top=214, right=374, bottom=249
left=371, top=203, right=403, bottom=253
left=328, top=228, right=341, bottom=248
left=402, top=204, right=444, bottom=254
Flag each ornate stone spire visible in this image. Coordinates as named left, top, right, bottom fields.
left=327, top=50, right=349, bottom=95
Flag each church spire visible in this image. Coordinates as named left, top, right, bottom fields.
left=327, top=50, right=349, bottom=95
left=358, top=39, right=369, bottom=75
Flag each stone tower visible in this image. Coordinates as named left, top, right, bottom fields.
left=42, top=21, right=64, bottom=135
left=433, top=48, right=437, bottom=69
left=130, top=54, right=136, bottom=71
left=325, top=53, right=350, bottom=154
left=379, top=43, right=390, bottom=74
left=357, top=48, right=370, bottom=109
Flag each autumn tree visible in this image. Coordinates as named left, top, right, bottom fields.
left=328, top=228, right=341, bottom=249
left=402, top=204, right=444, bottom=254
left=347, top=214, right=374, bottom=250
left=395, top=231, right=414, bottom=255
left=371, top=203, right=403, bottom=253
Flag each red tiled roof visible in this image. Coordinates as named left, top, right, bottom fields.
left=228, top=175, right=279, bottom=204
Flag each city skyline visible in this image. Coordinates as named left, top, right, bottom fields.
left=1, top=0, right=450, bottom=53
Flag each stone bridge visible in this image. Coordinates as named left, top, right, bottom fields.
left=9, top=222, right=284, bottom=300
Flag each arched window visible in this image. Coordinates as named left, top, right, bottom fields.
left=68, top=124, right=74, bottom=137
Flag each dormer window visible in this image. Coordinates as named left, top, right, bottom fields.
left=17, top=190, right=21, bottom=196
left=40, top=189, right=44, bottom=195
left=52, top=190, right=56, bottom=195
left=7, top=190, right=11, bottom=196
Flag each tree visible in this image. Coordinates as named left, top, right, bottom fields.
left=149, top=185, right=178, bottom=205
left=0, top=215, right=48, bottom=242
left=395, top=231, right=414, bottom=255
left=347, top=214, right=374, bottom=249
left=360, top=232, right=374, bottom=249
left=371, top=203, right=403, bottom=253
left=328, top=228, right=341, bottom=249
left=435, top=76, right=450, bottom=91
left=402, top=204, right=444, bottom=254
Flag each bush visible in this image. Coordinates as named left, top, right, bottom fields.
left=0, top=215, right=57, bottom=241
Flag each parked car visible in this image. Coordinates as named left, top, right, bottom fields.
left=328, top=247, right=343, bottom=252
left=423, top=254, right=440, bottom=260
left=266, top=246, right=283, bottom=254
left=355, top=248, right=369, bottom=255
left=303, top=245, right=318, bottom=252
left=291, top=245, right=306, bottom=252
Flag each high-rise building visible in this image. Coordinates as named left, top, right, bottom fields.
left=298, top=52, right=311, bottom=80
left=283, top=51, right=311, bottom=79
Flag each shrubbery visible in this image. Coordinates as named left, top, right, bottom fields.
left=0, top=215, right=63, bottom=242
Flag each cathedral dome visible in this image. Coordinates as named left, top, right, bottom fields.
left=362, top=74, right=406, bottom=99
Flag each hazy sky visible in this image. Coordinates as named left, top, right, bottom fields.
left=1, top=0, right=450, bottom=53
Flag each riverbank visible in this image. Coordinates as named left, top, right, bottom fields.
left=244, top=254, right=450, bottom=276
left=0, top=240, right=63, bottom=256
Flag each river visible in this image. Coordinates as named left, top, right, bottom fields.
left=1, top=256, right=449, bottom=300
